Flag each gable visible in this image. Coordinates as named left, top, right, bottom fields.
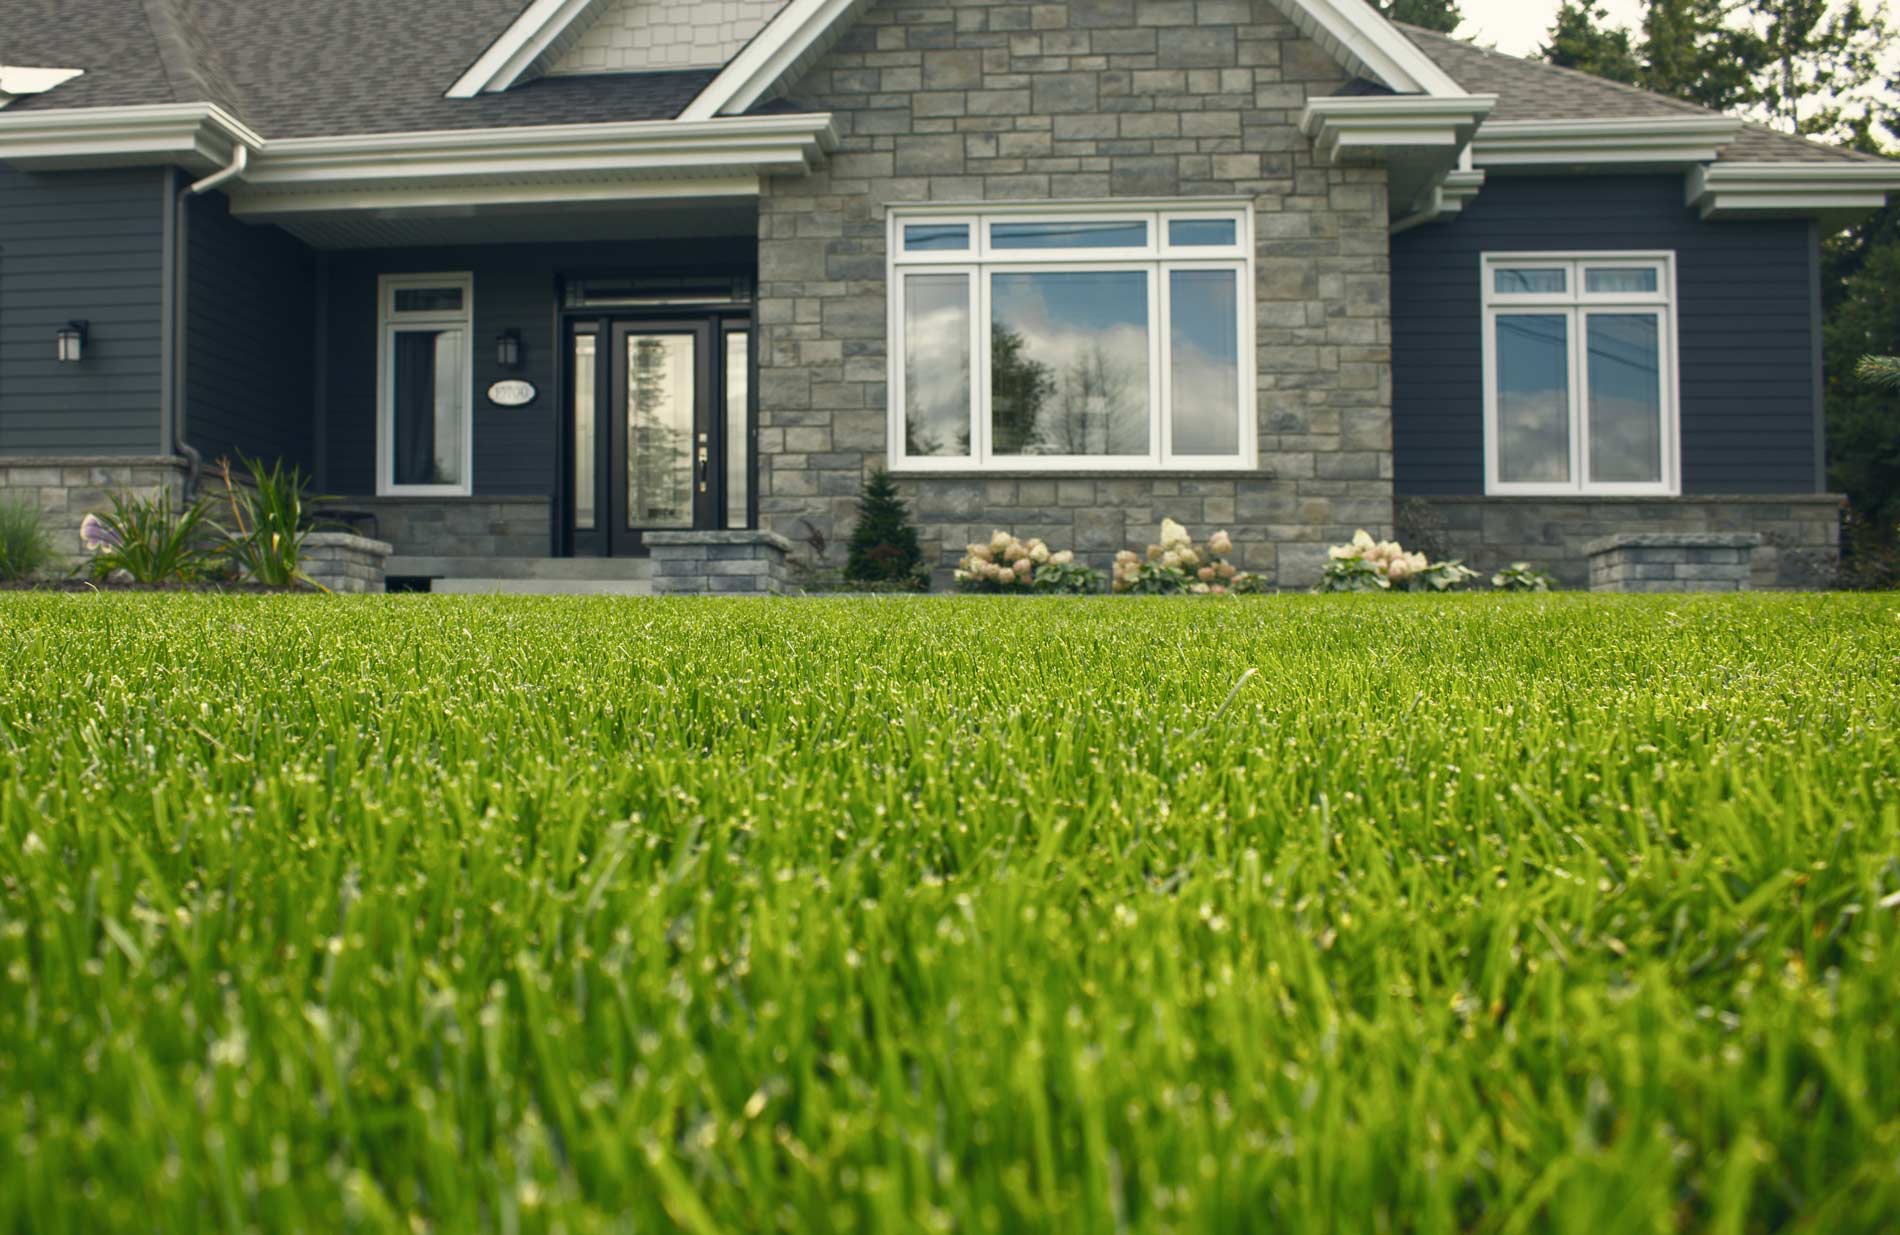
left=549, top=0, right=787, bottom=75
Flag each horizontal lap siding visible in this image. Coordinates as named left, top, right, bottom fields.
left=322, top=239, right=752, bottom=497
left=0, top=166, right=166, bottom=455
left=187, top=190, right=318, bottom=471
left=1392, top=175, right=1819, bottom=496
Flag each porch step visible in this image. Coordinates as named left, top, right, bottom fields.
left=385, top=556, right=655, bottom=596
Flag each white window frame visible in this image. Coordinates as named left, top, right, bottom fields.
left=887, top=201, right=1257, bottom=474
left=376, top=272, right=475, bottom=497
left=1481, top=251, right=1680, bottom=497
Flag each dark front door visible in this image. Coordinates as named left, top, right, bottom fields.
left=567, top=314, right=751, bottom=556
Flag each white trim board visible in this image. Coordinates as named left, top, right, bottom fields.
left=1471, top=117, right=1743, bottom=170
left=1264, top=0, right=1467, bottom=97
left=1688, top=162, right=1900, bottom=223
left=447, top=0, right=603, bottom=97
left=0, top=101, right=261, bottom=173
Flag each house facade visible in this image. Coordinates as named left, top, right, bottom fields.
left=2, top=0, right=1894, bottom=591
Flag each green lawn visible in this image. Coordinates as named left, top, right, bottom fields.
left=2, top=594, right=1898, bottom=1233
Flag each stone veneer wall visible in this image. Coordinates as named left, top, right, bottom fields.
left=1408, top=495, right=1843, bottom=591
left=315, top=497, right=552, bottom=560
left=0, top=456, right=187, bottom=569
left=551, top=0, right=786, bottom=72
left=755, top=0, right=1394, bottom=590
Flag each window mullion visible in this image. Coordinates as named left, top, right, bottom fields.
left=1571, top=305, right=1589, bottom=493
left=975, top=268, right=991, bottom=468
left=1155, top=262, right=1169, bottom=467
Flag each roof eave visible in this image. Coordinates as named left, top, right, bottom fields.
left=1689, top=162, right=1900, bottom=224
left=0, top=101, right=263, bottom=173
left=1470, top=117, right=1745, bottom=171
left=1301, top=94, right=1497, bottom=218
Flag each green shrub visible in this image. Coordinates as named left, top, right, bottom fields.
left=0, top=496, right=54, bottom=582
left=80, top=490, right=219, bottom=583
left=1492, top=561, right=1558, bottom=592
left=215, top=455, right=320, bottom=588
left=844, top=469, right=926, bottom=588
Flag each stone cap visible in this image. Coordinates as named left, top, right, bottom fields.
left=303, top=531, right=394, bottom=556
left=643, top=529, right=794, bottom=553
left=1584, top=532, right=1763, bottom=556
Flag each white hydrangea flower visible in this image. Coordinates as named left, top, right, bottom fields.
left=1160, top=518, right=1190, bottom=549
left=1208, top=530, right=1233, bottom=557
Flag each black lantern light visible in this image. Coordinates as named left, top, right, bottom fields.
left=496, top=329, right=523, bottom=370
left=56, top=320, right=88, bottom=364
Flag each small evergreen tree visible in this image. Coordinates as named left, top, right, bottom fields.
left=1372, top=0, right=1462, bottom=34
left=844, top=469, right=925, bottom=587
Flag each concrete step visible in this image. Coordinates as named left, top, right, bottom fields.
left=429, top=577, right=654, bottom=596
left=386, top=555, right=655, bottom=581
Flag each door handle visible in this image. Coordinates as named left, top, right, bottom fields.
left=697, top=444, right=709, bottom=492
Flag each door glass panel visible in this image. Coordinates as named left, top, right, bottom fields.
left=1495, top=314, right=1571, bottom=484
left=1169, top=269, right=1241, bottom=456
left=1587, top=313, right=1663, bottom=483
left=991, top=270, right=1150, bottom=457
left=390, top=328, right=466, bottom=487
left=572, top=333, right=597, bottom=531
left=724, top=331, right=750, bottom=529
left=392, top=287, right=464, bottom=314
left=626, top=334, right=696, bottom=529
left=903, top=273, right=972, bottom=458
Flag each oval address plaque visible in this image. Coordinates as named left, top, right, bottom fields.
left=487, top=379, right=538, bottom=408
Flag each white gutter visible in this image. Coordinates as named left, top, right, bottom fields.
left=188, top=141, right=249, bottom=194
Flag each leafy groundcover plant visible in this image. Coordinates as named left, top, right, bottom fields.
left=1492, top=561, right=1558, bottom=592
left=0, top=496, right=54, bottom=582
left=1112, top=518, right=1265, bottom=594
left=1316, top=529, right=1477, bottom=593
left=1, top=596, right=1897, bottom=1232
left=955, top=530, right=1102, bottom=593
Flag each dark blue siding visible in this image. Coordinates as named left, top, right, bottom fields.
left=322, top=239, right=752, bottom=496
left=0, top=165, right=166, bottom=455
left=1392, top=175, right=1821, bottom=495
left=186, top=190, right=318, bottom=472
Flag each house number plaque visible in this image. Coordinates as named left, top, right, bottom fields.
left=487, top=380, right=538, bottom=407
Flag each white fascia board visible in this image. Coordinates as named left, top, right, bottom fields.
left=229, top=173, right=764, bottom=221
left=1265, top=0, right=1468, bottom=97
left=1471, top=117, right=1742, bottom=169
left=446, top=0, right=602, bottom=98
left=1688, top=161, right=1900, bottom=221
left=1301, top=94, right=1495, bottom=163
left=239, top=113, right=834, bottom=191
left=680, top=0, right=869, bottom=120
left=0, top=102, right=262, bottom=172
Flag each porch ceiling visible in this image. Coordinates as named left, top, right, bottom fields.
left=256, top=186, right=759, bottom=249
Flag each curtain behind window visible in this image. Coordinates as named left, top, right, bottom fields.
left=393, top=331, right=439, bottom=486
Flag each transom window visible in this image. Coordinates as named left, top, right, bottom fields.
left=377, top=273, right=474, bottom=496
left=888, top=204, right=1256, bottom=472
left=1482, top=253, right=1679, bottom=496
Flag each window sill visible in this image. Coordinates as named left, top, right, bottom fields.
left=888, top=465, right=1264, bottom=480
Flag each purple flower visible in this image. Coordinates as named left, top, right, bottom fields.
left=79, top=512, right=121, bottom=553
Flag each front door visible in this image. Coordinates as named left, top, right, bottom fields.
left=567, top=315, right=750, bottom=556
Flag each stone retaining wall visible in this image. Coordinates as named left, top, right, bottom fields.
left=754, top=0, right=1394, bottom=592
left=314, top=497, right=551, bottom=559
left=647, top=530, right=795, bottom=595
left=1406, top=495, right=1842, bottom=592
left=1587, top=532, right=1761, bottom=593
left=0, top=455, right=188, bottom=568
left=301, top=532, right=393, bottom=595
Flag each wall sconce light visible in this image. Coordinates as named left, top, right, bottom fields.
left=56, top=320, right=88, bottom=364
left=496, top=330, right=523, bottom=370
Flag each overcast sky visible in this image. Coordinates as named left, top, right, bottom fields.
left=1458, top=0, right=1899, bottom=55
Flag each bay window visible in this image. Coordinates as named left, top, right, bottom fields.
left=377, top=272, right=474, bottom=496
left=888, top=204, right=1256, bottom=472
left=1482, top=253, right=1679, bottom=495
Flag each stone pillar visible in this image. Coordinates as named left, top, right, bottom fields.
left=1587, top=532, right=1762, bottom=593
left=301, top=532, right=393, bottom=594
left=646, top=530, right=795, bottom=595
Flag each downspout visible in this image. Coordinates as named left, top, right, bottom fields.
left=168, top=143, right=251, bottom=490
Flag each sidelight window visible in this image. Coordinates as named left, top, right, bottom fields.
left=377, top=273, right=474, bottom=496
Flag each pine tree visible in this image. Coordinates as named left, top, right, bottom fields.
left=1544, top=3, right=1644, bottom=84
left=844, top=469, right=925, bottom=586
left=1372, top=0, right=1462, bottom=34
left=1751, top=0, right=1890, bottom=140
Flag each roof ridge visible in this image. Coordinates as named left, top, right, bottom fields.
left=1392, top=21, right=1716, bottom=121
left=135, top=0, right=252, bottom=122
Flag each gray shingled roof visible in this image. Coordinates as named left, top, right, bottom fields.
left=1, top=0, right=717, bottom=136
left=0, top=0, right=1888, bottom=165
left=1398, top=23, right=1886, bottom=165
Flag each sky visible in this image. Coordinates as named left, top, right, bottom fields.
left=1458, top=0, right=1895, bottom=55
